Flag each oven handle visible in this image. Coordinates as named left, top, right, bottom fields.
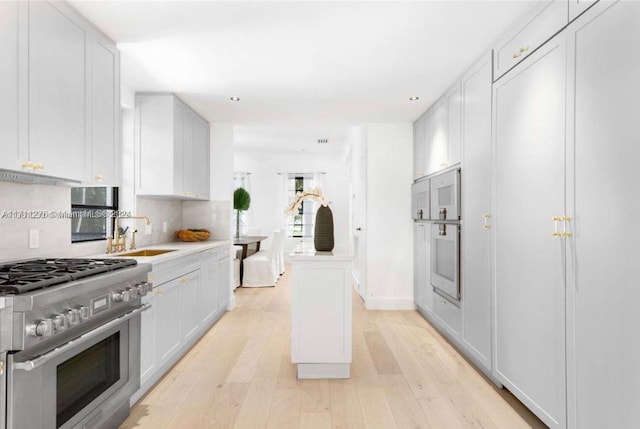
left=13, top=304, right=150, bottom=372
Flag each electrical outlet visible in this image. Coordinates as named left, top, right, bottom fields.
left=29, top=229, right=40, bottom=249
left=162, top=221, right=168, bottom=233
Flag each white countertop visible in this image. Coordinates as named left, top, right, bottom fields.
left=288, top=250, right=353, bottom=262
left=94, top=240, right=231, bottom=264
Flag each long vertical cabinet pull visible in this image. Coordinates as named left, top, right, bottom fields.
left=482, top=214, right=491, bottom=229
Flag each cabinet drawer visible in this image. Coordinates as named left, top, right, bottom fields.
left=494, top=0, right=567, bottom=80
left=434, top=293, right=461, bottom=336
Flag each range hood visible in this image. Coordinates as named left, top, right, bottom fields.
left=0, top=168, right=81, bottom=186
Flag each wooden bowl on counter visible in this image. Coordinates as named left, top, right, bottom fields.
left=175, top=229, right=211, bottom=242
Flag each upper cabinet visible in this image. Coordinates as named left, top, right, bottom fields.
left=493, top=0, right=568, bottom=81
left=136, top=94, right=210, bottom=200
left=0, top=2, right=21, bottom=172
left=0, top=1, right=120, bottom=185
left=413, top=114, right=426, bottom=179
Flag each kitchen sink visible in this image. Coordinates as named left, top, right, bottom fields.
left=118, top=249, right=177, bottom=257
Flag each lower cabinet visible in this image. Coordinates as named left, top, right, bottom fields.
left=413, top=222, right=432, bottom=313
left=134, top=246, right=231, bottom=404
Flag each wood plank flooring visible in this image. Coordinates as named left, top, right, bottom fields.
left=121, top=266, right=546, bottom=429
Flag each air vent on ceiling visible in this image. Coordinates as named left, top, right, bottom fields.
left=317, top=139, right=329, bottom=144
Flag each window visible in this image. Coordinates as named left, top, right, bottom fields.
left=287, top=175, right=315, bottom=238
left=71, top=187, right=118, bottom=243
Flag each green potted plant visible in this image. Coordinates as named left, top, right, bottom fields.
left=234, top=187, right=251, bottom=239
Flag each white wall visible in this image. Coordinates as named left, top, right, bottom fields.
left=233, top=151, right=351, bottom=255
left=364, top=123, right=414, bottom=310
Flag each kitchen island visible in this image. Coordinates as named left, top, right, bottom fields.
left=289, top=251, right=353, bottom=379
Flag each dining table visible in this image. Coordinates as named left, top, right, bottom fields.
left=233, top=235, right=268, bottom=285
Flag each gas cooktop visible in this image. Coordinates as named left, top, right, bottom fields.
left=0, top=258, right=137, bottom=295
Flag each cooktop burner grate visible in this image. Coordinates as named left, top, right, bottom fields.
left=0, top=258, right=137, bottom=294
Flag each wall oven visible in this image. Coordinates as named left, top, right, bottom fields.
left=431, top=223, right=460, bottom=301
left=430, top=169, right=460, bottom=221
left=412, top=179, right=430, bottom=220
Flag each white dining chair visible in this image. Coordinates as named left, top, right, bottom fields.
left=242, top=230, right=283, bottom=287
left=233, top=245, right=243, bottom=289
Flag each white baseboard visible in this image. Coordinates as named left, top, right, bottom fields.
left=228, top=295, right=236, bottom=310
left=364, top=297, right=416, bottom=310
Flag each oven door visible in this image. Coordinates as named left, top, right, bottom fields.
left=7, top=306, right=144, bottom=429
left=431, top=223, right=460, bottom=301
left=430, top=169, right=460, bottom=221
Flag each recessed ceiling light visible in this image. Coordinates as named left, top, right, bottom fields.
left=302, top=149, right=308, bottom=152
left=409, top=96, right=420, bottom=101
left=230, top=96, right=240, bottom=101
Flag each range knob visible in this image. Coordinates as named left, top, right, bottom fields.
left=135, top=282, right=150, bottom=296
left=78, top=306, right=90, bottom=320
left=31, top=319, right=54, bottom=337
left=129, top=287, right=139, bottom=299
left=53, top=314, right=67, bottom=331
left=113, top=289, right=131, bottom=302
left=66, top=309, right=80, bottom=325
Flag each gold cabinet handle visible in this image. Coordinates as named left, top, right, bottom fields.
left=513, top=52, right=522, bottom=59
left=552, top=216, right=562, bottom=237
left=439, top=162, right=448, bottom=168
left=21, top=161, right=33, bottom=170
left=520, top=46, right=530, bottom=53
left=33, top=163, right=44, bottom=170
left=482, top=214, right=491, bottom=230
left=181, top=277, right=190, bottom=284
left=95, top=174, right=104, bottom=181
left=155, top=290, right=163, bottom=296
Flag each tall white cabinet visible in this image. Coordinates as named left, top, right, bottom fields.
left=566, top=2, right=640, bottom=428
left=493, top=33, right=567, bottom=429
left=413, top=222, right=432, bottom=314
left=460, top=53, right=493, bottom=371
left=0, top=1, right=21, bottom=171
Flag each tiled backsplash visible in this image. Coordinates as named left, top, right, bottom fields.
left=0, top=182, right=231, bottom=263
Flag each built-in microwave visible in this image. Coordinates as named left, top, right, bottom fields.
left=431, top=222, right=460, bottom=301
left=412, top=179, right=430, bottom=220
left=430, top=169, right=460, bottom=221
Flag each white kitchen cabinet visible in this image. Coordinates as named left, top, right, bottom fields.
left=139, top=293, right=156, bottom=385
left=0, top=1, right=22, bottom=172
left=199, top=250, right=218, bottom=325
left=89, top=36, right=120, bottom=185
left=193, top=115, right=211, bottom=200
left=446, top=83, right=462, bottom=167
left=426, top=98, right=448, bottom=175
left=413, top=115, right=426, bottom=179
left=493, top=0, right=568, bottom=81
left=493, top=34, right=567, bottom=429
left=217, top=248, right=231, bottom=311
left=433, top=294, right=461, bottom=336
left=28, top=1, right=87, bottom=181
left=180, top=270, right=201, bottom=342
left=413, top=222, right=432, bottom=313
left=460, top=52, right=493, bottom=371
left=155, top=276, right=182, bottom=365
left=566, top=2, right=640, bottom=428
left=136, top=94, right=210, bottom=200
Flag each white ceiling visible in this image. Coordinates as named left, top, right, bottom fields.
left=233, top=125, right=353, bottom=157
left=71, top=0, right=533, bottom=124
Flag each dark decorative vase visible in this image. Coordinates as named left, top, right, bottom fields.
left=314, top=205, right=335, bottom=252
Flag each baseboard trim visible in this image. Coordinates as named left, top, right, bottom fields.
left=365, top=297, right=416, bottom=310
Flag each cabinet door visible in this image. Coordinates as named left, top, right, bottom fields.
left=199, top=251, right=218, bottom=325
left=446, top=84, right=462, bottom=167
left=182, top=109, right=195, bottom=198
left=90, top=38, right=120, bottom=185
left=217, top=254, right=231, bottom=311
left=567, top=3, right=640, bottom=428
left=173, top=100, right=186, bottom=195
left=193, top=116, right=210, bottom=200
left=413, top=117, right=426, bottom=179
left=28, top=1, right=86, bottom=180
left=140, top=294, right=156, bottom=384
left=460, top=53, right=493, bottom=371
left=414, top=223, right=432, bottom=313
left=181, top=271, right=200, bottom=342
left=156, top=278, right=182, bottom=364
left=0, top=1, right=21, bottom=171
left=427, top=99, right=448, bottom=174
left=493, top=34, right=566, bottom=429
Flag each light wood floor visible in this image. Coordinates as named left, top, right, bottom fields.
left=121, top=266, right=546, bottom=429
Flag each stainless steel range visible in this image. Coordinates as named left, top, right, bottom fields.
left=0, top=258, right=152, bottom=429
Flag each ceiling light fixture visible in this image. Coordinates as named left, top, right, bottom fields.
left=230, top=96, right=240, bottom=101
left=409, top=96, right=420, bottom=101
